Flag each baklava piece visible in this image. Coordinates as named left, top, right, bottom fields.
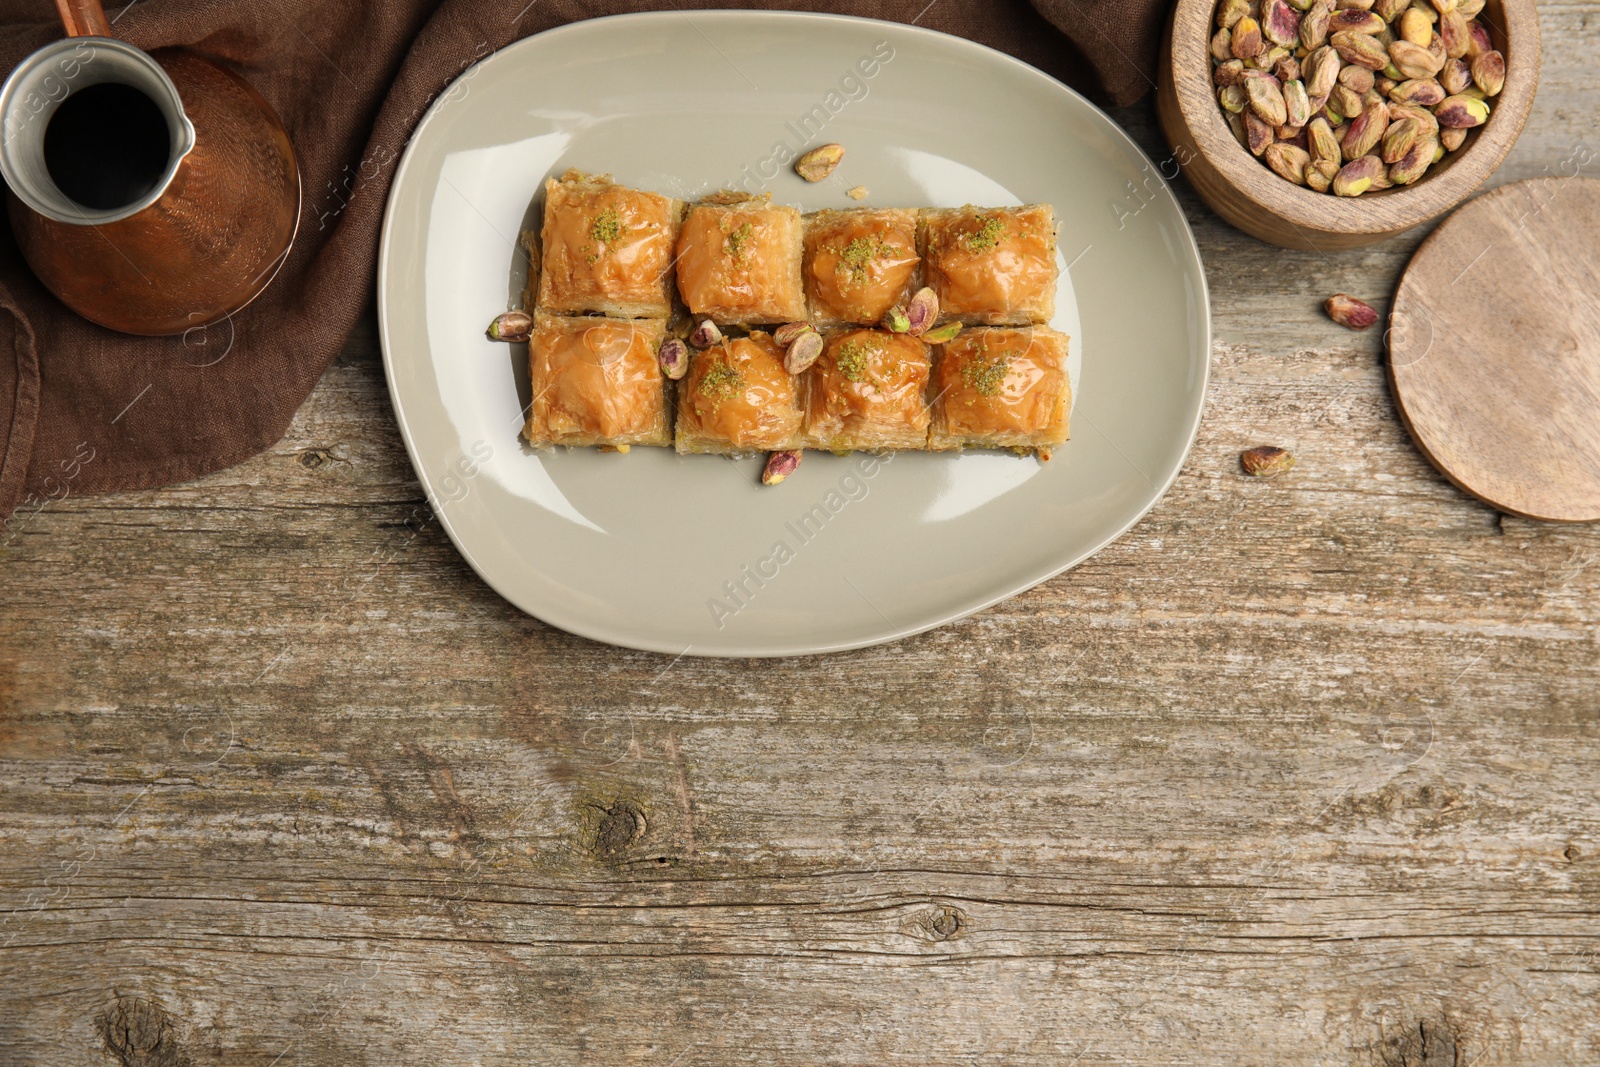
left=523, top=314, right=672, bottom=449
left=802, top=208, right=919, bottom=327
left=929, top=326, right=1070, bottom=458
left=537, top=171, right=682, bottom=318
left=804, top=328, right=932, bottom=453
left=675, top=194, right=807, bottom=327
left=675, top=331, right=805, bottom=455
left=918, top=204, right=1058, bottom=326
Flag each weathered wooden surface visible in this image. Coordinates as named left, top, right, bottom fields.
left=3, top=6, right=1599, bottom=1064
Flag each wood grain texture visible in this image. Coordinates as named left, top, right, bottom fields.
left=1390, top=177, right=1600, bottom=521
left=3, top=5, right=1599, bottom=1064
left=1156, top=0, right=1541, bottom=250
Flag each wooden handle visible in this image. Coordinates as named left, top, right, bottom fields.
left=55, top=0, right=112, bottom=37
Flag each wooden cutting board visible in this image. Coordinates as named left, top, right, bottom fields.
left=1389, top=177, right=1600, bottom=522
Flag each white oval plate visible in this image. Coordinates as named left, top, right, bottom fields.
left=378, top=10, right=1209, bottom=658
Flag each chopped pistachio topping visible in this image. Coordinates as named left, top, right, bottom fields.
left=961, top=349, right=1015, bottom=398
left=835, top=337, right=881, bottom=383
left=831, top=235, right=899, bottom=289
left=697, top=356, right=744, bottom=404
left=963, top=215, right=1005, bottom=253
left=725, top=221, right=754, bottom=263
left=590, top=206, right=624, bottom=245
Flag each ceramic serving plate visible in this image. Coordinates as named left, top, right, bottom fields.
left=378, top=10, right=1209, bottom=657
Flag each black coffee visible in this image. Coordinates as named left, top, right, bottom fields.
left=43, top=82, right=171, bottom=211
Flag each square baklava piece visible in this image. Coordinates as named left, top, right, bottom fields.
left=804, top=328, right=932, bottom=452
left=675, top=331, right=805, bottom=455
left=523, top=314, right=672, bottom=448
left=918, top=205, right=1058, bottom=326
left=929, top=325, right=1070, bottom=458
left=537, top=170, right=682, bottom=318
left=802, top=208, right=920, bottom=327
left=675, top=194, right=807, bottom=327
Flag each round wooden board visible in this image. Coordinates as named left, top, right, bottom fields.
left=1389, top=177, right=1600, bottom=522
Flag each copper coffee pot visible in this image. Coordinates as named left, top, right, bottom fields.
left=0, top=0, right=299, bottom=336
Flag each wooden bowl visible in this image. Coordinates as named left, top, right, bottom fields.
left=1156, top=0, right=1541, bottom=250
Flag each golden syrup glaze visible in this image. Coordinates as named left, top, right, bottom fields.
left=539, top=181, right=676, bottom=313
left=803, top=209, right=919, bottom=324
left=922, top=205, right=1056, bottom=322
left=681, top=334, right=803, bottom=449
left=934, top=327, right=1068, bottom=439
left=526, top=317, right=667, bottom=442
left=675, top=202, right=805, bottom=322
left=807, top=328, right=931, bottom=446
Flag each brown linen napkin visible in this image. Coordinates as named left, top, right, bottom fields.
left=0, top=0, right=1164, bottom=526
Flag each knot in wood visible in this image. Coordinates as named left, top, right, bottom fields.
left=97, top=994, right=190, bottom=1067
left=587, top=799, right=646, bottom=856
left=900, top=903, right=968, bottom=943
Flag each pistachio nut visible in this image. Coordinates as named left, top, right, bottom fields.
left=1246, top=74, right=1289, bottom=125
left=1274, top=54, right=1302, bottom=82
left=1282, top=78, right=1312, bottom=126
left=1328, top=9, right=1386, bottom=34
left=1428, top=0, right=1457, bottom=12
left=1458, top=0, right=1485, bottom=16
left=1341, top=100, right=1389, bottom=160
left=1471, top=49, right=1505, bottom=95
left=1261, top=0, right=1302, bottom=46
left=772, top=321, right=815, bottom=347
left=1217, top=0, right=1249, bottom=28
left=1374, top=75, right=1397, bottom=96
left=1240, top=446, right=1297, bottom=477
left=904, top=287, right=939, bottom=336
left=794, top=143, right=845, bottom=182
left=1231, top=16, right=1264, bottom=59
left=1390, top=77, right=1445, bottom=105
left=1332, top=153, right=1384, bottom=195
left=761, top=449, right=801, bottom=486
left=1245, top=110, right=1276, bottom=156
left=1388, top=39, right=1444, bottom=79
left=1465, top=20, right=1491, bottom=59
left=1308, top=116, right=1341, bottom=163
left=1439, top=57, right=1472, bottom=95
left=1374, top=0, right=1410, bottom=22
left=1434, top=93, right=1489, bottom=127
left=1332, top=82, right=1365, bottom=119
left=1228, top=109, right=1250, bottom=148
left=783, top=330, right=824, bottom=374
left=881, top=305, right=912, bottom=333
left=1265, top=142, right=1313, bottom=184
left=690, top=319, right=723, bottom=348
left=1213, top=27, right=1236, bottom=64
left=1439, top=124, right=1467, bottom=151
left=1305, top=44, right=1342, bottom=96
left=1390, top=101, right=1440, bottom=132
left=1324, top=293, right=1379, bottom=329
left=1306, top=162, right=1333, bottom=192
left=920, top=321, right=964, bottom=345
left=1337, top=65, right=1375, bottom=94
left=1332, top=29, right=1389, bottom=69
left=1381, top=116, right=1420, bottom=163
left=1438, top=7, right=1470, bottom=58
left=1398, top=6, right=1433, bottom=45
left=486, top=310, right=533, bottom=343
left=1214, top=58, right=1248, bottom=86
left=1388, top=132, right=1439, bottom=183
left=657, top=336, right=689, bottom=380
left=1299, top=0, right=1333, bottom=51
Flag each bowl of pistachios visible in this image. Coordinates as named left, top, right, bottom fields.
left=1157, top=0, right=1539, bottom=250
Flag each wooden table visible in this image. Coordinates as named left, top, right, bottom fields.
left=3, top=10, right=1598, bottom=1064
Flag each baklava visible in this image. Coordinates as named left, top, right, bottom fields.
left=675, top=331, right=805, bottom=454
left=929, top=325, right=1070, bottom=458
left=675, top=193, right=807, bottom=327
left=918, top=205, right=1058, bottom=326
left=523, top=314, right=672, bottom=448
left=537, top=170, right=682, bottom=318
left=804, top=328, right=932, bottom=452
left=802, top=208, right=920, bottom=327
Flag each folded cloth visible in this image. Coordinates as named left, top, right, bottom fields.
left=0, top=0, right=1163, bottom=525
